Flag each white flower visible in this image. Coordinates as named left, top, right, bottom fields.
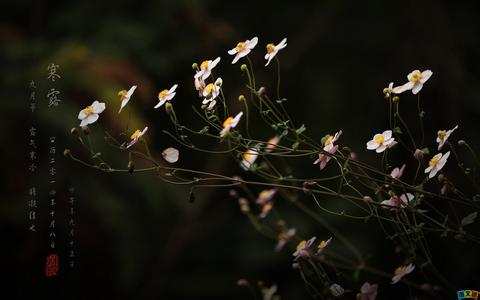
left=118, top=85, right=137, bottom=113
left=262, top=284, right=278, bottom=300
left=293, top=236, right=316, bottom=259
left=78, top=100, right=106, bottom=127
left=322, top=130, right=342, bottom=149
left=162, top=147, right=179, bottom=163
left=220, top=112, right=243, bottom=137
left=194, top=76, right=206, bottom=96
left=380, top=193, right=413, bottom=210
left=390, top=164, right=406, bottom=180
left=366, top=130, right=395, bottom=153
left=384, top=82, right=395, bottom=98
left=265, top=38, right=287, bottom=66
left=228, top=36, right=258, bottom=64
left=424, top=151, right=450, bottom=178
left=316, top=237, right=332, bottom=255
left=393, top=69, right=433, bottom=94
left=202, top=78, right=223, bottom=103
left=314, top=130, right=342, bottom=170
left=127, top=126, right=148, bottom=149
left=256, top=189, right=276, bottom=205
left=194, top=57, right=220, bottom=81
left=391, top=263, right=415, bottom=284
left=154, top=84, right=178, bottom=109
left=436, top=125, right=458, bottom=150
left=240, top=148, right=259, bottom=170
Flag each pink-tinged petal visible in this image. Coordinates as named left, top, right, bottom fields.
left=265, top=56, right=274, bottom=66
left=428, top=166, right=439, bottom=178
left=194, top=70, right=205, bottom=79
left=383, top=137, right=395, bottom=146
left=366, top=140, right=378, bottom=150
left=85, top=113, right=99, bottom=125
left=247, top=36, right=258, bottom=49
left=169, top=84, right=178, bottom=93
left=154, top=100, right=166, bottom=109
left=228, top=48, right=237, bottom=55
left=277, top=37, right=287, bottom=49
left=231, top=53, right=241, bottom=64
left=162, top=147, right=179, bottom=163
left=420, top=70, right=432, bottom=83
left=165, top=92, right=176, bottom=101
left=424, top=166, right=433, bottom=173
left=78, top=109, right=87, bottom=120
left=411, top=83, right=423, bottom=94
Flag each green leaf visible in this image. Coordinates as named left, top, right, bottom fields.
left=292, top=142, right=300, bottom=151
left=461, top=211, right=478, bottom=226
left=394, top=126, right=403, bottom=134
left=199, top=126, right=209, bottom=134
left=296, top=124, right=307, bottom=134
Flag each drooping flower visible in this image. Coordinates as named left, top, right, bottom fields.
left=220, top=112, right=243, bottom=137
left=259, top=201, right=273, bottom=219
left=162, top=147, right=179, bottom=163
left=293, top=236, right=316, bottom=259
left=322, top=130, right=342, bottom=149
left=356, top=282, right=378, bottom=300
left=366, top=130, right=395, bottom=153
left=154, top=84, right=178, bottom=109
left=394, top=70, right=433, bottom=94
left=228, top=37, right=258, bottom=64
left=240, top=148, right=259, bottom=170
left=314, top=144, right=338, bottom=170
left=390, top=164, right=406, bottom=180
left=256, top=189, right=276, bottom=205
left=436, top=125, right=458, bottom=150
left=78, top=100, right=106, bottom=127
left=194, top=57, right=221, bottom=81
left=275, top=228, right=296, bottom=251
left=118, top=85, right=137, bottom=113
left=425, top=151, right=450, bottom=178
left=391, top=263, right=415, bottom=284
left=380, top=193, right=413, bottom=210
left=265, top=136, right=280, bottom=152
left=202, top=78, right=223, bottom=110
left=264, top=38, right=287, bottom=66
left=127, top=126, right=148, bottom=149
left=315, top=237, right=332, bottom=255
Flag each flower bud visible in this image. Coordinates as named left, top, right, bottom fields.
left=383, top=87, right=390, bottom=94
left=81, top=125, right=90, bottom=135
left=238, top=95, right=246, bottom=102
left=128, top=161, right=135, bottom=174
left=191, top=62, right=198, bottom=70
left=257, top=87, right=266, bottom=96
left=165, top=102, right=173, bottom=115
left=237, top=279, right=250, bottom=287
left=414, top=149, right=424, bottom=160
left=392, top=96, right=400, bottom=103
left=70, top=127, right=78, bottom=135
left=240, top=64, right=248, bottom=72
left=329, top=283, right=344, bottom=297
left=458, top=139, right=466, bottom=145
left=63, top=149, right=71, bottom=157
left=363, top=196, right=373, bottom=203
left=438, top=174, right=446, bottom=183
left=229, top=189, right=239, bottom=198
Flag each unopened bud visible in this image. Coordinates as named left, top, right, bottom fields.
left=363, top=196, right=373, bottom=203
left=458, top=139, right=466, bottom=145
left=229, top=189, right=239, bottom=198
left=392, top=96, right=400, bottom=103
left=257, top=87, right=266, bottom=96
left=414, top=149, right=424, bottom=160
left=237, top=279, right=250, bottom=287
left=238, top=95, right=246, bottom=102
left=192, top=62, right=198, bottom=70
left=63, top=149, right=71, bottom=157
left=165, top=102, right=173, bottom=115
left=201, top=104, right=207, bottom=109
left=437, top=174, right=446, bottom=183
left=128, top=161, right=134, bottom=174
left=240, top=64, right=248, bottom=72
left=70, top=127, right=78, bottom=135
left=81, top=126, right=90, bottom=135
left=329, top=284, right=344, bottom=297
left=383, top=87, right=390, bottom=94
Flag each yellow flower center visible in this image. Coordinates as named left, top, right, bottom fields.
left=410, top=70, right=422, bottom=83
left=243, top=151, right=255, bottom=161
left=118, top=90, right=127, bottom=100
left=266, top=43, right=275, bottom=53
left=394, top=266, right=406, bottom=275
left=324, top=135, right=334, bottom=147
left=429, top=155, right=440, bottom=167
left=318, top=240, right=328, bottom=249
left=158, top=89, right=169, bottom=100
left=204, top=83, right=215, bottom=95
left=278, top=231, right=289, bottom=240
left=437, top=130, right=446, bottom=140
left=223, top=116, right=234, bottom=128
left=200, top=60, right=209, bottom=70
left=130, top=129, right=142, bottom=140
left=258, top=189, right=270, bottom=199
left=261, top=202, right=272, bottom=214
left=296, top=240, right=307, bottom=251
left=374, top=135, right=385, bottom=144
left=84, top=105, right=94, bottom=116
left=235, top=42, right=246, bottom=52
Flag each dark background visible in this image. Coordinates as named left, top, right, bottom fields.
left=1, top=0, right=480, bottom=299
